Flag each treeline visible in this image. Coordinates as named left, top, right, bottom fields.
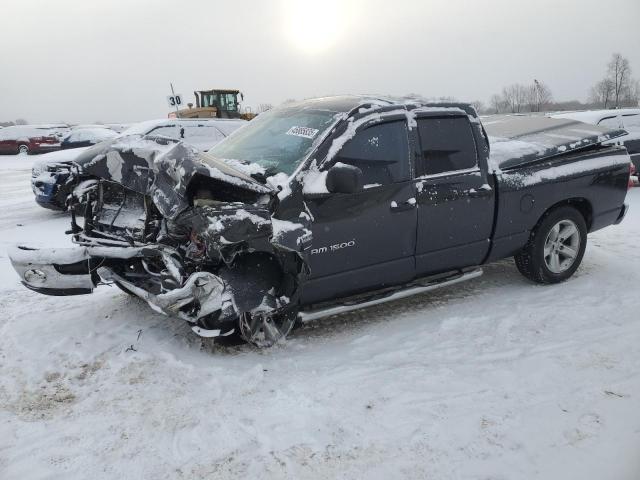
left=472, top=53, right=639, bottom=115
left=0, top=119, right=28, bottom=127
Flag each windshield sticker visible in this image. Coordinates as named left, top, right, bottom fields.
left=286, top=126, right=319, bottom=139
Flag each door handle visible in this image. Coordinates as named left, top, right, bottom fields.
left=468, top=186, right=492, bottom=198
left=390, top=198, right=416, bottom=212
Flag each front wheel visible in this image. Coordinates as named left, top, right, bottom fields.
left=515, top=206, right=587, bottom=284
left=238, top=309, right=298, bottom=347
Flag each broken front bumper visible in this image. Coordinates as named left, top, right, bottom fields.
left=9, top=245, right=97, bottom=295
left=8, top=244, right=230, bottom=336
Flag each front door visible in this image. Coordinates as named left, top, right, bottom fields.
left=301, top=119, right=417, bottom=304
left=414, top=115, right=494, bottom=275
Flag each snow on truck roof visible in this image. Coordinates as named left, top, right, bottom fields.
left=282, top=95, right=478, bottom=117
left=301, top=98, right=627, bottom=173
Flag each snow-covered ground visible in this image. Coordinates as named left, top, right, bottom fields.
left=1, top=153, right=639, bottom=479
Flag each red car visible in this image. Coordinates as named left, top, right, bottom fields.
left=0, top=124, right=69, bottom=154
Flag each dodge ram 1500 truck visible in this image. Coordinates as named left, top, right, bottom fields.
left=9, top=96, right=632, bottom=347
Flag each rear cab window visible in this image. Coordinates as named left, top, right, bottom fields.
left=415, top=116, right=478, bottom=177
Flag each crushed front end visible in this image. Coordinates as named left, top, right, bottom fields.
left=10, top=140, right=311, bottom=345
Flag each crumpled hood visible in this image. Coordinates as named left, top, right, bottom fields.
left=73, top=135, right=273, bottom=219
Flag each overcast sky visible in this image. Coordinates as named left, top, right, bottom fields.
left=1, top=0, right=639, bottom=123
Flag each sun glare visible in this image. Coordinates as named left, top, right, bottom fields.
left=283, top=0, right=351, bottom=54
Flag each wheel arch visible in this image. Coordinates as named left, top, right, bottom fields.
left=536, top=197, right=593, bottom=232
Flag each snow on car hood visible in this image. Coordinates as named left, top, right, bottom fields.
left=32, top=146, right=92, bottom=172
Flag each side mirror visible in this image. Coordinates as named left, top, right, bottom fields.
left=326, top=163, right=363, bottom=194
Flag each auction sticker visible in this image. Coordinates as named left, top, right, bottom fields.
left=286, top=126, right=319, bottom=139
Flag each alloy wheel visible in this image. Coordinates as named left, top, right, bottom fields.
left=543, top=219, right=581, bottom=274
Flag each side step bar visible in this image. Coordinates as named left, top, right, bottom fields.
left=298, top=268, right=483, bottom=323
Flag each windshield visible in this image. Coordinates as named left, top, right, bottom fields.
left=205, top=105, right=341, bottom=175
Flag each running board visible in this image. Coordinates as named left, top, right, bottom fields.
left=298, top=268, right=483, bottom=323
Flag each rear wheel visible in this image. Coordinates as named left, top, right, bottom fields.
left=515, top=206, right=587, bottom=284
left=18, top=145, right=28, bottom=154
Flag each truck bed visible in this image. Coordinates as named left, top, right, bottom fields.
left=483, top=114, right=627, bottom=170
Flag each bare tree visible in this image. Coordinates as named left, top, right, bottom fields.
left=607, top=53, right=631, bottom=108
left=589, top=79, right=615, bottom=108
left=258, top=103, right=273, bottom=113
left=489, top=94, right=503, bottom=114
left=15, top=118, right=28, bottom=125
left=526, top=80, right=553, bottom=112
left=470, top=100, right=485, bottom=114
left=502, top=84, right=528, bottom=113
left=501, top=86, right=516, bottom=113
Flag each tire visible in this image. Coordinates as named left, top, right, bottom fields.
left=238, top=309, right=298, bottom=348
left=18, top=145, right=29, bottom=154
left=514, top=206, right=587, bottom=284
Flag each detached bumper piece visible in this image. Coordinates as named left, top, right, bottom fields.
left=8, top=243, right=149, bottom=295
left=8, top=243, right=235, bottom=338
left=9, top=245, right=97, bottom=295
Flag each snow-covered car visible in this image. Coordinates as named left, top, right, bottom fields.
left=31, top=118, right=246, bottom=211
left=10, top=96, right=632, bottom=348
left=31, top=147, right=92, bottom=210
left=103, top=123, right=130, bottom=133
left=121, top=118, right=247, bottom=152
left=551, top=109, right=640, bottom=176
left=0, top=124, right=70, bottom=155
left=61, top=127, right=119, bottom=149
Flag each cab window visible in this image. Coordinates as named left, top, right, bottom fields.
left=334, top=120, right=410, bottom=185
left=416, top=117, right=478, bottom=176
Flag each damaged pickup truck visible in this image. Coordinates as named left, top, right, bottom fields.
left=10, top=96, right=632, bottom=346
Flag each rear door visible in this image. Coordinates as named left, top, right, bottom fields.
left=301, top=118, right=417, bottom=304
left=414, top=114, right=494, bottom=275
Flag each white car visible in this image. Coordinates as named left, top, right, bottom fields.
left=121, top=118, right=247, bottom=152
left=551, top=109, right=640, bottom=176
